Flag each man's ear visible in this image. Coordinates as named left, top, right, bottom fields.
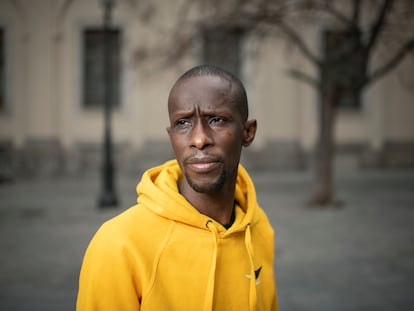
left=242, top=119, right=257, bottom=147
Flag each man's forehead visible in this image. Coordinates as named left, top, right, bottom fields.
left=168, top=74, right=245, bottom=119
left=169, top=76, right=236, bottom=108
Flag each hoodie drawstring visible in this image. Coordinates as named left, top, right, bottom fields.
left=204, top=220, right=218, bottom=311
left=204, top=221, right=257, bottom=311
left=245, top=224, right=257, bottom=311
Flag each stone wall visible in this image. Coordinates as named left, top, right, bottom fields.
left=1, top=139, right=413, bottom=180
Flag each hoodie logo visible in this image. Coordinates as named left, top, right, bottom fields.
left=245, top=266, right=262, bottom=285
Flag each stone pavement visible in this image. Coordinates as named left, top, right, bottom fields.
left=0, top=168, right=413, bottom=311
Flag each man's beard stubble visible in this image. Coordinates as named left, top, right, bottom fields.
left=184, top=169, right=227, bottom=194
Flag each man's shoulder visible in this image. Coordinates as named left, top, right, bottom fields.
left=96, top=204, right=170, bottom=244
left=85, top=204, right=173, bottom=263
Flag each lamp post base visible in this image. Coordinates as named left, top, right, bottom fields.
left=98, top=162, right=118, bottom=208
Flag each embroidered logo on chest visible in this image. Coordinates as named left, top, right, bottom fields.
left=245, top=266, right=262, bottom=285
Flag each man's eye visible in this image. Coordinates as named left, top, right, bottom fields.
left=209, top=116, right=225, bottom=125
left=175, top=119, right=192, bottom=128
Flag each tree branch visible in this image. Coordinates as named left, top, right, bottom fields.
left=351, top=0, right=361, bottom=24
left=57, top=0, right=75, bottom=23
left=278, top=20, right=322, bottom=67
left=320, top=1, right=354, bottom=28
left=366, top=0, right=393, bottom=52
left=287, top=68, right=319, bottom=88
left=366, top=36, right=414, bottom=86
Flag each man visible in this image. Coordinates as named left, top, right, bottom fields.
left=77, top=64, right=278, bottom=310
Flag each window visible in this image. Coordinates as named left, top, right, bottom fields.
left=323, top=30, right=362, bottom=110
left=0, top=27, right=5, bottom=112
left=82, top=28, right=121, bottom=108
left=201, top=27, right=244, bottom=78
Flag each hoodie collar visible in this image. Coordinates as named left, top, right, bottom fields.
left=136, top=160, right=259, bottom=232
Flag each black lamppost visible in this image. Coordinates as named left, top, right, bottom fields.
left=98, top=0, right=118, bottom=207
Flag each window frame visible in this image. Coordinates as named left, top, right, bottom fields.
left=81, top=26, right=121, bottom=110
left=200, top=26, right=244, bottom=78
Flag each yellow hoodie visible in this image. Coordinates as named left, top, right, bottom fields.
left=77, top=160, right=278, bottom=311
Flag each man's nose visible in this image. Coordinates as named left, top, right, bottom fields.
left=190, top=120, right=213, bottom=150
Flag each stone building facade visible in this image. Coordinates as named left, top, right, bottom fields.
left=0, top=0, right=413, bottom=179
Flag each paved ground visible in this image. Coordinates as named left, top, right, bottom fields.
left=0, top=168, right=413, bottom=311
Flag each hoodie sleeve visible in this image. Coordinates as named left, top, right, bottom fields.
left=76, top=223, right=141, bottom=311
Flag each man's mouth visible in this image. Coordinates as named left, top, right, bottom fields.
left=184, top=157, right=221, bottom=173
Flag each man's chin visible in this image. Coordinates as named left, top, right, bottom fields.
left=191, top=183, right=222, bottom=194
left=185, top=171, right=226, bottom=194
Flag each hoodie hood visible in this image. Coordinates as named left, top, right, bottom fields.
left=136, top=159, right=259, bottom=233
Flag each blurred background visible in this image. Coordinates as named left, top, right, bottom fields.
left=0, top=0, right=413, bottom=310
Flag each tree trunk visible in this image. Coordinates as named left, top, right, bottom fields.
left=309, top=86, right=339, bottom=207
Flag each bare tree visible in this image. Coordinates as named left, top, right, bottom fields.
left=132, top=0, right=414, bottom=206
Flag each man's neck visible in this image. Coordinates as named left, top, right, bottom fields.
left=179, top=181, right=235, bottom=226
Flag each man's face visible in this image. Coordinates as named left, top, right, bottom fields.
left=167, top=75, right=255, bottom=194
